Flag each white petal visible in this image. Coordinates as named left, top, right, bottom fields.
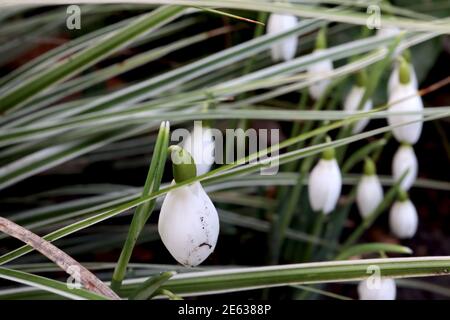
left=344, top=85, right=373, bottom=133
left=358, top=278, right=396, bottom=300
left=267, top=14, right=298, bottom=62
left=389, top=200, right=418, bottom=239
left=308, top=158, right=342, bottom=214
left=376, top=27, right=401, bottom=38
left=356, top=175, right=384, bottom=219
left=182, top=127, right=215, bottom=176
left=387, top=83, right=424, bottom=144
left=392, top=145, right=418, bottom=191
left=158, top=181, right=220, bottom=266
left=307, top=49, right=333, bottom=100
left=388, top=63, right=418, bottom=95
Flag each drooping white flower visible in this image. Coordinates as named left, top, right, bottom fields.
left=308, top=147, right=342, bottom=214
left=389, top=192, right=418, bottom=239
left=358, top=278, right=396, bottom=300
left=392, top=144, right=418, bottom=191
left=344, top=85, right=373, bottom=134
left=387, top=80, right=423, bottom=145
left=267, top=14, right=298, bottom=62
left=307, top=49, right=333, bottom=100
left=158, top=181, right=220, bottom=267
left=182, top=124, right=215, bottom=176
left=356, top=159, right=384, bottom=219
left=388, top=63, right=418, bottom=95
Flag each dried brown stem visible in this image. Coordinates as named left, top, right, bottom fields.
left=0, top=217, right=120, bottom=300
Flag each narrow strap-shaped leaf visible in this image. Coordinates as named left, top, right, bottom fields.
left=0, top=5, right=185, bottom=113
left=0, top=217, right=120, bottom=299
left=111, top=121, right=170, bottom=292
left=129, top=271, right=175, bottom=300
left=0, top=267, right=110, bottom=300
left=335, top=243, right=413, bottom=261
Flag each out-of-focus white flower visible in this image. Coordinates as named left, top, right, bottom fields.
left=182, top=125, right=215, bottom=176
left=356, top=159, right=383, bottom=219
left=158, top=181, right=219, bottom=267
left=388, top=63, right=418, bottom=95
left=392, top=144, right=418, bottom=191
left=376, top=26, right=401, bottom=38
left=358, top=278, right=396, bottom=300
left=344, top=85, right=373, bottom=134
left=307, top=49, right=333, bottom=100
left=267, top=14, right=298, bottom=62
left=308, top=147, right=342, bottom=214
left=387, top=77, right=423, bottom=144
left=389, top=192, right=418, bottom=239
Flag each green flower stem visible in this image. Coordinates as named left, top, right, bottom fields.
left=302, top=212, right=326, bottom=262
left=111, top=121, right=170, bottom=292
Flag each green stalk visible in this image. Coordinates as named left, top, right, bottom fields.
left=110, top=121, right=170, bottom=292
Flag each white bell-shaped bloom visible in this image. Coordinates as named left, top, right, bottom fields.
left=357, top=174, right=384, bottom=219
left=307, top=49, right=333, bottom=100
left=308, top=150, right=342, bottom=215
left=267, top=14, right=298, bottom=62
left=389, top=197, right=418, bottom=239
left=387, top=82, right=423, bottom=144
left=344, top=85, right=373, bottom=134
left=158, top=181, right=220, bottom=267
left=182, top=126, right=215, bottom=176
left=392, top=144, right=418, bottom=191
left=358, top=278, right=396, bottom=300
left=388, top=63, right=418, bottom=95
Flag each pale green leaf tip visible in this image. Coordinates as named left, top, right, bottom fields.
left=169, top=145, right=197, bottom=183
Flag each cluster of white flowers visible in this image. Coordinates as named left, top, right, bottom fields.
left=387, top=54, right=421, bottom=240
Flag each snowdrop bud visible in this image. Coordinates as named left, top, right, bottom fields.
left=344, top=85, right=373, bottom=134
left=307, top=49, right=333, bottom=100
left=182, top=125, right=215, bottom=176
left=358, top=278, right=396, bottom=300
left=158, top=147, right=219, bottom=267
left=392, top=144, right=418, bottom=191
left=387, top=63, right=423, bottom=144
left=307, top=28, right=333, bottom=100
left=308, top=146, right=342, bottom=214
left=267, top=14, right=298, bottom=62
left=356, top=158, right=384, bottom=219
left=389, top=191, right=418, bottom=239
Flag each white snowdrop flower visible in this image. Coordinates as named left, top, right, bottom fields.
left=182, top=123, right=215, bottom=176
left=307, top=49, right=333, bottom=100
left=307, top=27, right=333, bottom=100
left=267, top=14, right=298, bottom=62
left=158, top=146, right=219, bottom=267
left=387, top=59, right=423, bottom=145
left=388, top=63, right=418, bottom=95
left=389, top=191, right=418, bottom=239
left=344, top=85, right=373, bottom=134
left=308, top=146, right=342, bottom=215
left=392, top=144, right=418, bottom=191
left=356, top=158, right=383, bottom=219
left=358, top=278, right=396, bottom=300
